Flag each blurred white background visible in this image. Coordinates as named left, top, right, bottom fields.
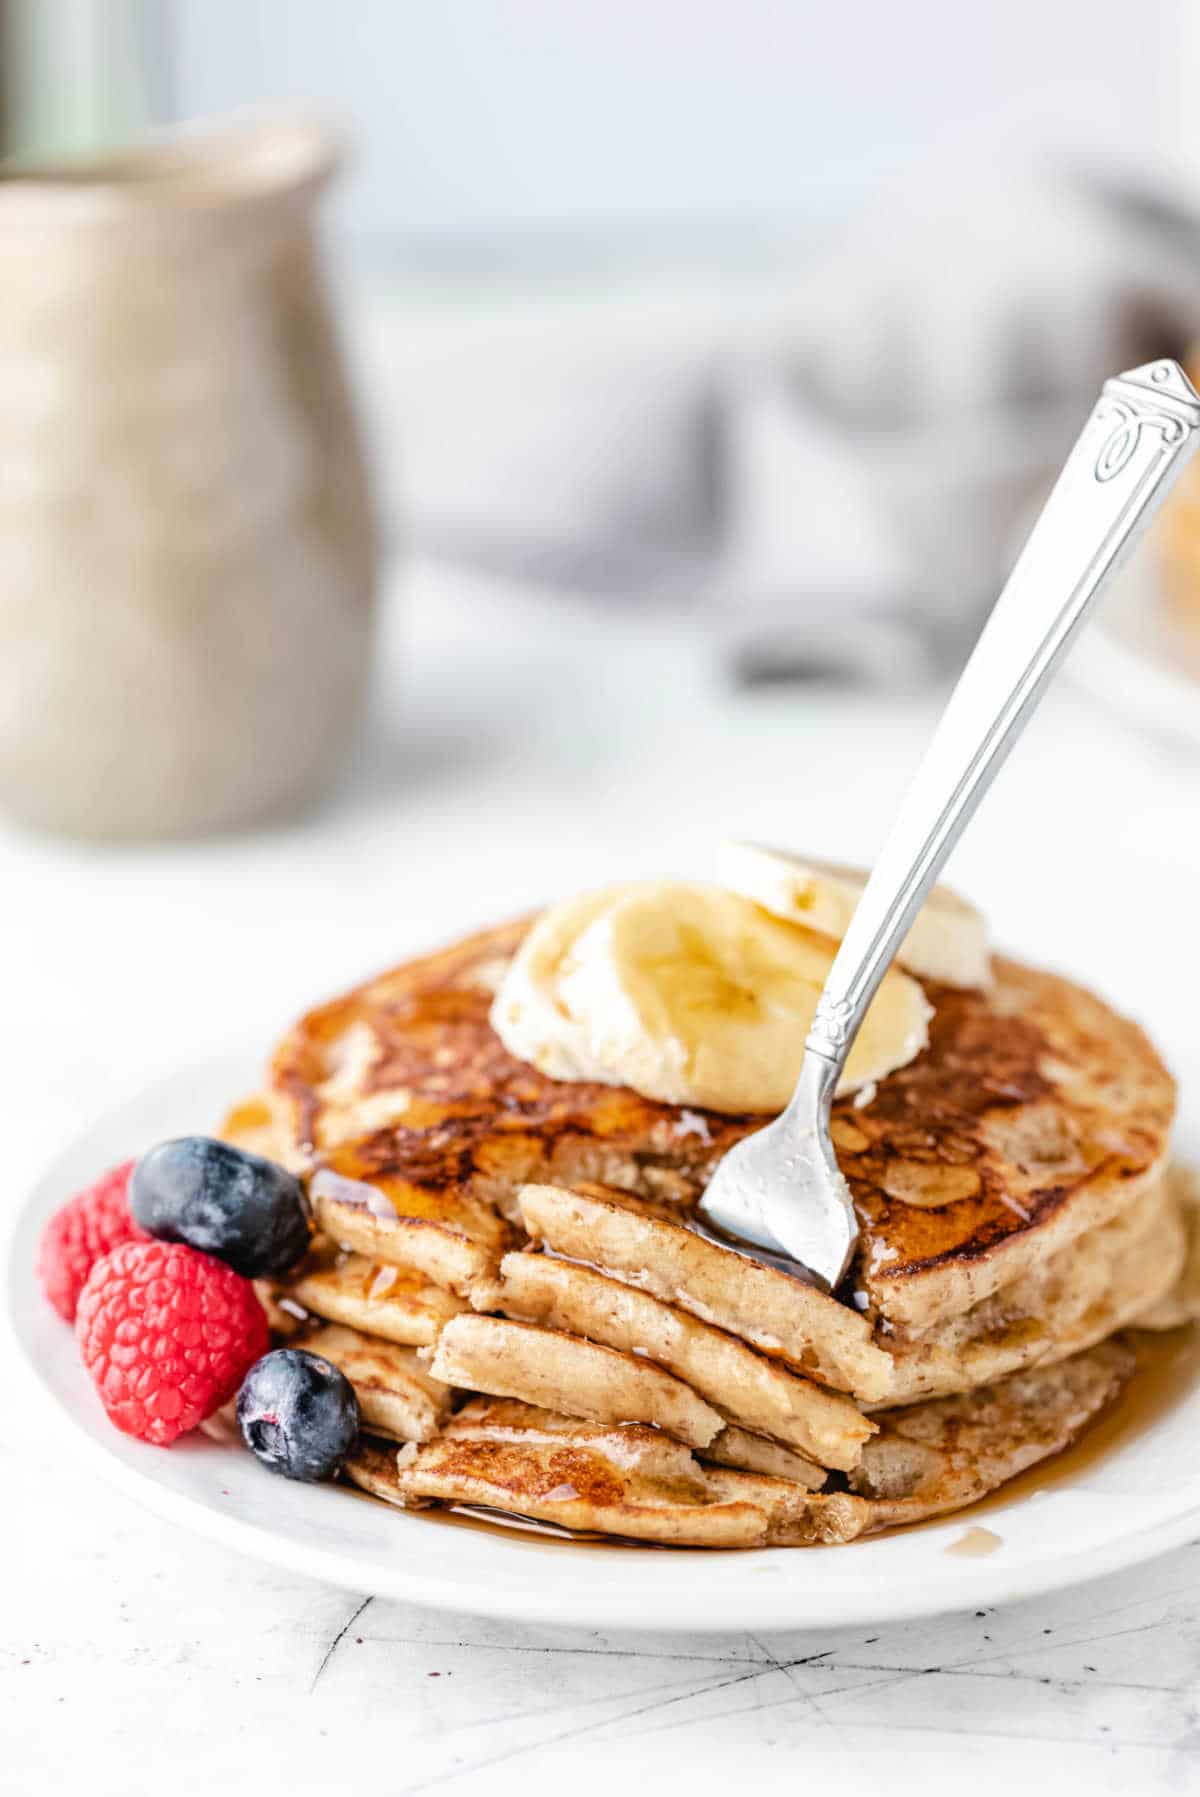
left=9, top=1, right=1200, bottom=668
left=172, top=0, right=1182, bottom=253
left=162, top=0, right=1200, bottom=669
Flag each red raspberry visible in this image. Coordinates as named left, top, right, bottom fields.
left=76, top=1240, right=269, bottom=1446
left=37, top=1160, right=147, bottom=1322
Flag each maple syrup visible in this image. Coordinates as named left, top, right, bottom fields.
left=944, top=1525, right=1002, bottom=1557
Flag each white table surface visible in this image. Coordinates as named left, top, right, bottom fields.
left=6, top=556, right=1200, bottom=1796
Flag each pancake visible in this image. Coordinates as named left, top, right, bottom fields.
left=281, top=1246, right=466, bottom=1347
left=880, top=1164, right=1187, bottom=1402
left=258, top=921, right=1173, bottom=1342
left=1134, top=1166, right=1200, bottom=1331
left=517, top=1175, right=1185, bottom=1409
left=258, top=917, right=752, bottom=1299
left=700, top=1425, right=824, bottom=1487
left=344, top=1342, right=1132, bottom=1547
left=425, top=1313, right=726, bottom=1451
left=486, top=1245, right=875, bottom=1462
left=344, top=1418, right=776, bottom=1547
left=843, top=1337, right=1134, bottom=1529
left=848, top=958, right=1173, bottom=1329
left=268, top=916, right=750, bottom=1208
left=404, top=1394, right=815, bottom=1489
left=517, top=1180, right=892, bottom=1400
left=308, top=1174, right=509, bottom=1296
left=301, top=1323, right=456, bottom=1442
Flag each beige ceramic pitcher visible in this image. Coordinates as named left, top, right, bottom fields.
left=0, top=118, right=378, bottom=838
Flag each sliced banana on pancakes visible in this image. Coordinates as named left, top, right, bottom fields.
left=491, top=881, right=932, bottom=1114
left=716, top=842, right=991, bottom=990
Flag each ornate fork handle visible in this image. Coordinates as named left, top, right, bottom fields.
left=800, top=360, right=1200, bottom=1087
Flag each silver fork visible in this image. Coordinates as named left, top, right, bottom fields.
left=696, top=358, right=1200, bottom=1292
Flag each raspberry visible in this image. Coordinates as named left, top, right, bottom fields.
left=37, top=1161, right=147, bottom=1322
left=75, top=1240, right=269, bottom=1446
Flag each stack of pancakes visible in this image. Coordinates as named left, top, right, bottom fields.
left=224, top=918, right=1199, bottom=1547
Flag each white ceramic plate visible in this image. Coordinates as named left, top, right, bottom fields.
left=7, top=1056, right=1200, bottom=1634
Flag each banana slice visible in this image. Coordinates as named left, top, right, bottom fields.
left=717, top=842, right=991, bottom=989
left=491, top=881, right=932, bottom=1114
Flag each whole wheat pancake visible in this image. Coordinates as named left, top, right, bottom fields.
left=701, top=1426, right=824, bottom=1487
left=308, top=1175, right=508, bottom=1296
left=1134, top=1166, right=1200, bottom=1331
left=344, top=1416, right=774, bottom=1547
left=842, top=1338, right=1134, bottom=1529
left=426, top=1313, right=726, bottom=1451
left=397, top=1396, right=824, bottom=1488
left=517, top=1180, right=892, bottom=1400
left=264, top=921, right=751, bottom=1300
left=880, top=1164, right=1187, bottom=1402
left=344, top=1342, right=1132, bottom=1547
left=302, top=1323, right=456, bottom=1442
left=487, top=1245, right=874, bottom=1461
left=259, top=920, right=1173, bottom=1343
left=847, top=959, right=1173, bottom=1329
left=281, top=1246, right=466, bottom=1346
left=516, top=1177, right=1184, bottom=1409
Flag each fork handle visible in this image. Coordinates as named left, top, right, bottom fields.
left=800, top=359, right=1200, bottom=1085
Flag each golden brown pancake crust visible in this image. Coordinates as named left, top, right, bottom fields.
left=268, top=922, right=1174, bottom=1328
left=270, top=918, right=752, bottom=1202
left=847, top=958, right=1173, bottom=1324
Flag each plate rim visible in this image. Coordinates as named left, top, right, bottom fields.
left=8, top=1057, right=1200, bottom=1635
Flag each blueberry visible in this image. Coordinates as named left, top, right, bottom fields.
left=130, top=1137, right=310, bottom=1278
left=237, top=1349, right=360, bottom=1482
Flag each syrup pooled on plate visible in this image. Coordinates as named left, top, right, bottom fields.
left=944, top=1526, right=1002, bottom=1558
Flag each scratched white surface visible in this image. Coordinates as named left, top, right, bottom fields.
left=6, top=554, right=1200, bottom=1795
